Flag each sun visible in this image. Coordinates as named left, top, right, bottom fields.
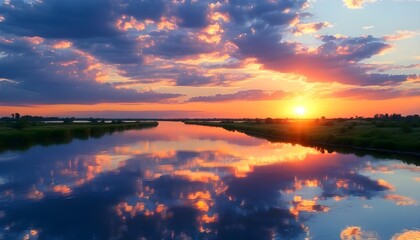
left=294, top=106, right=306, bottom=116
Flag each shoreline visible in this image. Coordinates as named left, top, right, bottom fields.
left=184, top=121, right=420, bottom=158
left=0, top=121, right=158, bottom=152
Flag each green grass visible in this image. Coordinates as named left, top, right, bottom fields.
left=185, top=119, right=420, bottom=155
left=0, top=121, right=158, bottom=152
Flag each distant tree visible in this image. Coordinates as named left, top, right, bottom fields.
left=11, top=113, right=15, bottom=119
left=63, top=118, right=74, bottom=124
left=265, top=118, right=273, bottom=124
left=14, top=113, right=20, bottom=119
left=320, top=116, right=326, bottom=121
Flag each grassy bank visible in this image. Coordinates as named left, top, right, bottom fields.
left=0, top=121, right=158, bottom=152
left=185, top=119, right=420, bottom=155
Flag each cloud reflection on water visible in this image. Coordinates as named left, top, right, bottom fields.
left=0, top=122, right=419, bottom=239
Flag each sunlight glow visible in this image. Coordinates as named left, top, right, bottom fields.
left=294, top=106, right=306, bottom=116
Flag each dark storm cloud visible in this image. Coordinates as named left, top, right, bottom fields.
left=187, top=89, right=291, bottom=102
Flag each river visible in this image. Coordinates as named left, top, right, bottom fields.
left=0, top=122, right=419, bottom=239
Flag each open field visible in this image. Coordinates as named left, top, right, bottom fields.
left=185, top=119, right=420, bottom=155
left=0, top=121, right=158, bottom=152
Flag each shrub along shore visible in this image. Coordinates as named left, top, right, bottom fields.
left=185, top=119, right=420, bottom=156
left=0, top=121, right=158, bottom=152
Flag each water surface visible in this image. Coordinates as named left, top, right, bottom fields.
left=0, top=122, right=419, bottom=239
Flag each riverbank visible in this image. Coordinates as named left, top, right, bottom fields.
left=0, top=121, right=158, bottom=152
left=185, top=120, right=420, bottom=156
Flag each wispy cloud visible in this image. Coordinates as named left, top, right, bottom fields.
left=187, top=90, right=293, bottom=102
left=362, top=25, right=375, bottom=30
left=325, top=87, right=420, bottom=100
left=343, top=0, right=377, bottom=9
left=383, top=30, right=418, bottom=41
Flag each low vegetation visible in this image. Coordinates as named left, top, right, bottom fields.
left=0, top=121, right=158, bottom=152
left=185, top=115, right=420, bottom=155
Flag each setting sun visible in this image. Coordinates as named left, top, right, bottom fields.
left=294, top=106, right=306, bottom=116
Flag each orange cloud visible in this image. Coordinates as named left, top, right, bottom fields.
left=377, top=179, right=395, bottom=190
left=23, top=36, right=44, bottom=45
left=385, top=194, right=416, bottom=206
left=340, top=226, right=379, bottom=239
left=392, top=230, right=420, bottom=240
left=340, top=226, right=362, bottom=240
left=188, top=191, right=212, bottom=200
left=60, top=60, right=78, bottom=67
left=199, top=23, right=223, bottom=44
left=209, top=12, right=229, bottom=22
left=116, top=15, right=147, bottom=31
left=52, top=185, right=72, bottom=195
left=53, top=40, right=72, bottom=49
left=290, top=196, right=329, bottom=217
left=294, top=22, right=331, bottom=35
left=157, top=17, right=177, bottom=30
left=172, top=170, right=220, bottom=183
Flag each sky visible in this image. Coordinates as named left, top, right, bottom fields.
left=0, top=0, right=419, bottom=118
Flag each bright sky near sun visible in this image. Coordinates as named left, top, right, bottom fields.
left=0, top=0, right=419, bottom=118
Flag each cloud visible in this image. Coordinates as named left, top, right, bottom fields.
left=222, top=0, right=305, bottom=26
left=175, top=73, right=247, bottom=86
left=123, top=0, right=167, bottom=21
left=144, top=32, right=215, bottom=58
left=383, top=30, right=419, bottom=41
left=362, top=25, right=375, bottom=30
left=343, top=0, right=377, bottom=9
left=0, top=0, right=418, bottom=106
left=392, top=230, right=420, bottom=240
left=74, top=36, right=143, bottom=64
left=325, top=87, right=420, bottom=100
left=293, top=22, right=331, bottom=35
left=236, top=31, right=410, bottom=85
left=0, top=37, right=182, bottom=104
left=0, top=80, right=183, bottom=105
left=187, top=89, right=292, bottom=102
left=0, top=0, right=120, bottom=39
left=318, top=35, right=391, bottom=62
left=176, top=1, right=209, bottom=28
left=361, top=63, right=420, bottom=72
